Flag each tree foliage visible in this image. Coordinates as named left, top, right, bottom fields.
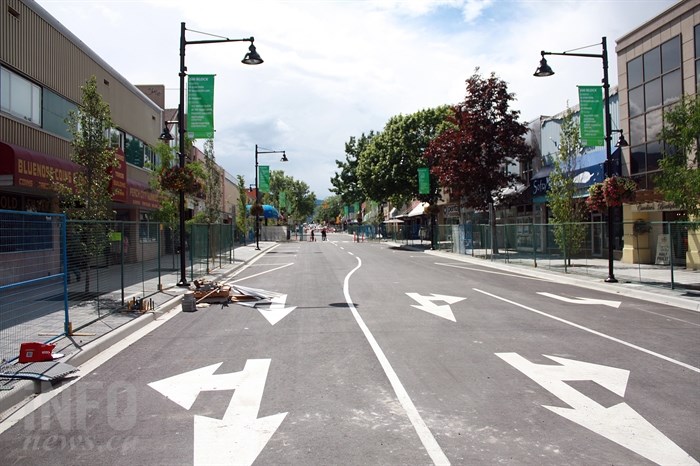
left=315, top=195, right=343, bottom=224
left=200, top=139, right=222, bottom=223
left=655, top=95, right=700, bottom=219
left=330, top=132, right=374, bottom=205
left=548, top=109, right=587, bottom=263
left=426, top=70, right=534, bottom=211
left=356, top=107, right=451, bottom=206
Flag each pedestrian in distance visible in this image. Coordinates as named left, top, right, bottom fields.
left=321, top=228, right=327, bottom=241
left=310, top=229, right=315, bottom=242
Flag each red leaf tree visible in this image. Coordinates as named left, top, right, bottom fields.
left=425, top=69, right=534, bottom=211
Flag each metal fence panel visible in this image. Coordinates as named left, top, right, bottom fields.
left=0, top=210, right=67, bottom=364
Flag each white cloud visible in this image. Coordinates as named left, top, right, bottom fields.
left=36, top=0, right=677, bottom=197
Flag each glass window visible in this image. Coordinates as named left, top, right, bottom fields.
left=627, top=56, right=644, bottom=88
left=630, top=145, right=646, bottom=174
left=643, top=47, right=661, bottom=80
left=42, top=89, right=75, bottom=139
left=644, top=78, right=662, bottom=111
left=661, top=36, right=681, bottom=73
left=662, top=69, right=682, bottom=106
left=109, top=128, right=123, bottom=149
left=124, top=133, right=144, bottom=167
left=629, top=115, right=645, bottom=146
left=632, top=173, right=647, bottom=190
left=646, top=141, right=662, bottom=171
left=695, top=24, right=700, bottom=58
left=1, top=68, right=42, bottom=124
left=628, top=85, right=644, bottom=117
left=646, top=108, right=663, bottom=141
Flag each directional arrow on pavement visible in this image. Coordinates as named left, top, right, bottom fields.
left=496, top=353, right=698, bottom=465
left=148, top=359, right=287, bottom=466
left=537, top=292, right=621, bottom=308
left=406, top=293, right=466, bottom=322
left=259, top=294, right=297, bottom=325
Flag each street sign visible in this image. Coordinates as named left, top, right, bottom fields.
left=497, top=353, right=697, bottom=465
left=406, top=293, right=466, bottom=322
left=148, top=359, right=287, bottom=466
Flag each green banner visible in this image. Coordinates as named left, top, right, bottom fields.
left=187, top=74, right=215, bottom=139
left=353, top=202, right=360, bottom=213
left=578, top=85, right=604, bottom=147
left=279, top=191, right=286, bottom=208
left=344, top=205, right=349, bottom=217
left=259, top=165, right=270, bottom=193
left=418, top=167, right=430, bottom=194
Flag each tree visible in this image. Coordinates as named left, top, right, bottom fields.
left=315, top=195, right=343, bottom=224
left=236, top=175, right=250, bottom=243
left=58, top=76, right=119, bottom=292
left=356, top=107, right=451, bottom=207
left=200, top=139, right=223, bottom=223
left=426, top=69, right=534, bottom=252
left=426, top=70, right=533, bottom=209
left=548, top=109, right=587, bottom=266
left=655, top=95, right=700, bottom=219
left=330, top=132, right=374, bottom=205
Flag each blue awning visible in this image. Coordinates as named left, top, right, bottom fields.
left=531, top=148, right=618, bottom=203
left=246, top=204, right=280, bottom=218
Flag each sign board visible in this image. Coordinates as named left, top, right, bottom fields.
left=418, top=167, right=430, bottom=194
left=258, top=166, right=270, bottom=193
left=187, top=74, right=215, bottom=139
left=655, top=234, right=671, bottom=265
left=578, top=85, right=604, bottom=146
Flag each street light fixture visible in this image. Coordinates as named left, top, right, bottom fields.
left=168, top=22, right=263, bottom=286
left=254, top=144, right=288, bottom=250
left=534, top=36, right=618, bottom=283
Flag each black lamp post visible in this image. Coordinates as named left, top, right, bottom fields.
left=166, top=22, right=263, bottom=286
left=254, top=144, right=288, bottom=250
left=534, top=36, right=618, bottom=283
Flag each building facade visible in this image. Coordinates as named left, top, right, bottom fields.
left=616, top=0, right=699, bottom=268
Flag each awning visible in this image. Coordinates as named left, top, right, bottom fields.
left=531, top=148, right=619, bottom=203
left=246, top=204, right=280, bottom=219
left=0, top=141, right=80, bottom=190
left=407, top=202, right=430, bottom=217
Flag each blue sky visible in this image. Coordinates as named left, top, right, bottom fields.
left=37, top=0, right=678, bottom=198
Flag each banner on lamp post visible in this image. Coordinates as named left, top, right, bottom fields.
left=259, top=166, right=270, bottom=193
left=578, top=85, right=605, bottom=147
left=187, top=74, right=215, bottom=139
left=418, top=167, right=430, bottom=194
left=279, top=191, right=286, bottom=208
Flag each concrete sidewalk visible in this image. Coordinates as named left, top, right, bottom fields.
left=0, top=242, right=278, bottom=416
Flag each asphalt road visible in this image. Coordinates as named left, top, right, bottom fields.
left=0, top=236, right=698, bottom=465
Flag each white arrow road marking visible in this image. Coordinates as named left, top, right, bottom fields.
left=406, top=293, right=465, bottom=322
left=537, top=292, right=621, bottom=308
left=259, top=294, right=297, bottom=325
left=149, top=359, right=287, bottom=466
left=497, top=353, right=698, bottom=466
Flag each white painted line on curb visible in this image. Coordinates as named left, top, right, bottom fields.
left=344, top=257, right=450, bottom=466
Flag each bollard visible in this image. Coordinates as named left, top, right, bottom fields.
left=182, top=292, right=196, bottom=312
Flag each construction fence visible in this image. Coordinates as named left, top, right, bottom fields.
left=353, top=220, right=699, bottom=291
left=0, top=210, right=237, bottom=365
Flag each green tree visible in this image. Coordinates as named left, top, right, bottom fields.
left=655, top=95, right=700, bottom=219
left=330, top=132, right=374, bottom=205
left=548, top=109, right=588, bottom=266
left=201, top=139, right=222, bottom=223
left=58, top=76, right=119, bottom=293
left=315, top=195, right=343, bottom=224
left=356, top=107, right=451, bottom=207
left=236, top=175, right=250, bottom=243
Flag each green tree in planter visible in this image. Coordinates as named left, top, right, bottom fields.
left=548, top=109, right=587, bottom=267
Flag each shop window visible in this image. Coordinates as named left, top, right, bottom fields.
left=125, top=133, right=144, bottom=167
left=630, top=145, right=646, bottom=174
left=42, top=89, right=75, bottom=139
left=627, top=56, right=643, bottom=88
left=139, top=213, right=157, bottom=241
left=0, top=211, right=52, bottom=253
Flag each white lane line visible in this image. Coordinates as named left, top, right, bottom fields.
left=437, top=262, right=549, bottom=281
left=230, top=263, right=294, bottom=283
left=474, top=288, right=700, bottom=374
left=344, top=257, right=450, bottom=466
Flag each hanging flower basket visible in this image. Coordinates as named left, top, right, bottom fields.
left=586, top=176, right=637, bottom=212
left=249, top=203, right=264, bottom=216
left=159, top=165, right=203, bottom=195
left=586, top=183, right=606, bottom=212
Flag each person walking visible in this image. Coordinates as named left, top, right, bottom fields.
left=310, top=229, right=315, bottom=242
left=321, top=228, right=327, bottom=241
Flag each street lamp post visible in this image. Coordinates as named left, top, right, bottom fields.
left=254, top=144, right=288, bottom=250
left=169, top=22, right=263, bottom=286
left=534, top=36, right=617, bottom=283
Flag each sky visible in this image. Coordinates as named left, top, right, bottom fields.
left=36, top=0, right=678, bottom=199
